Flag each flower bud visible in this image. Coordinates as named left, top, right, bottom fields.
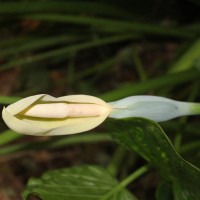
left=109, top=95, right=200, bottom=122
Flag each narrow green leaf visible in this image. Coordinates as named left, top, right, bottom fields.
left=23, top=165, right=137, bottom=200
left=0, top=133, right=112, bottom=155
left=0, top=95, right=21, bottom=104
left=25, top=14, right=195, bottom=38
left=107, top=118, right=200, bottom=200
left=169, top=38, right=200, bottom=73
left=100, top=68, right=200, bottom=101
left=0, top=1, right=128, bottom=18
left=0, top=35, right=83, bottom=57
left=0, top=34, right=134, bottom=71
left=0, top=130, right=23, bottom=146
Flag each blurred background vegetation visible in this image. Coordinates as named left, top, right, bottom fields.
left=0, top=0, right=200, bottom=199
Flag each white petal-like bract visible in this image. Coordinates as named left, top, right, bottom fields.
left=109, top=95, right=197, bottom=122
left=2, top=94, right=112, bottom=136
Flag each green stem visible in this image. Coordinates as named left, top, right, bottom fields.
left=107, top=146, right=128, bottom=176
left=100, top=164, right=150, bottom=200
left=0, top=96, right=21, bottom=104
left=191, top=103, right=200, bottom=115
left=174, top=133, right=182, bottom=153
left=169, top=38, right=200, bottom=73
left=174, top=81, right=200, bottom=153
left=180, top=141, right=200, bottom=154
left=0, top=130, right=23, bottom=146
left=132, top=47, right=147, bottom=81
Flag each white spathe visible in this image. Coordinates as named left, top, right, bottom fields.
left=2, top=94, right=112, bottom=136
left=109, top=95, right=194, bottom=122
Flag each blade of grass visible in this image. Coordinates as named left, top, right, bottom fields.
left=100, top=164, right=150, bottom=200
left=0, top=133, right=112, bottom=155
left=0, top=34, right=135, bottom=71
left=131, top=47, right=147, bottom=81
left=0, top=96, right=21, bottom=104
left=100, top=68, right=200, bottom=101
left=0, top=1, right=129, bottom=18
left=0, top=35, right=85, bottom=57
left=75, top=56, right=117, bottom=80
left=180, top=141, right=200, bottom=154
left=0, top=130, right=23, bottom=146
left=169, top=38, right=200, bottom=73
left=25, top=14, right=196, bottom=38
left=0, top=37, right=30, bottom=48
left=107, top=146, right=128, bottom=176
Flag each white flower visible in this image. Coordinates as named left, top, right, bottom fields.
left=109, top=95, right=199, bottom=122
left=2, top=94, right=200, bottom=136
left=2, top=94, right=112, bottom=136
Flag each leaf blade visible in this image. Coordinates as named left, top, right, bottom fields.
left=107, top=118, right=200, bottom=200
left=23, top=165, right=137, bottom=200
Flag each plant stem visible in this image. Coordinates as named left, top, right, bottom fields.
left=174, top=133, right=182, bottom=153
left=181, top=141, right=200, bottom=154
left=100, top=164, right=150, bottom=200
left=107, top=146, right=128, bottom=176
left=131, top=47, right=147, bottom=81
left=0, top=130, right=23, bottom=146
left=191, top=103, right=200, bottom=115
left=0, top=96, right=21, bottom=104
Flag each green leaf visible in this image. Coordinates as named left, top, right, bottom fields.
left=100, top=68, right=200, bottom=101
left=156, top=181, right=173, bottom=200
left=25, top=14, right=194, bottom=38
left=169, top=38, right=200, bottom=73
left=0, top=34, right=134, bottom=71
left=0, top=1, right=128, bottom=18
left=107, top=118, right=200, bottom=200
left=22, top=165, right=137, bottom=200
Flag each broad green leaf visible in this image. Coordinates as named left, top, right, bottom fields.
left=156, top=181, right=173, bottom=200
left=107, top=118, right=200, bottom=200
left=23, top=165, right=137, bottom=200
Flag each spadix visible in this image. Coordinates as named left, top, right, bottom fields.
left=23, top=103, right=109, bottom=118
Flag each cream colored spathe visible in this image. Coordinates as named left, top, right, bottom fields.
left=2, top=94, right=112, bottom=136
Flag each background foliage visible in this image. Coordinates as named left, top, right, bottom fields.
left=0, top=0, right=200, bottom=199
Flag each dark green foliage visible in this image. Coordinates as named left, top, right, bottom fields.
left=107, top=118, right=200, bottom=200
